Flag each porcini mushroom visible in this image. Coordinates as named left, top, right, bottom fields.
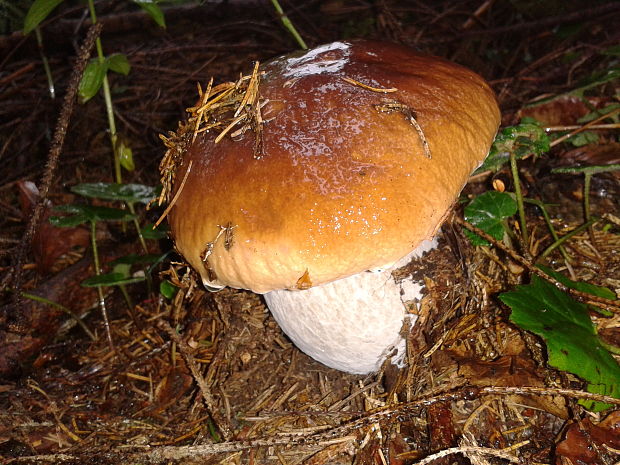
left=162, top=40, right=500, bottom=374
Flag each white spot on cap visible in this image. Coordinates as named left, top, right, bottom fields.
left=283, top=41, right=351, bottom=78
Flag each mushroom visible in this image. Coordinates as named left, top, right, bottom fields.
left=163, top=40, right=500, bottom=374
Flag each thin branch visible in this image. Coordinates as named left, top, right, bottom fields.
left=10, top=23, right=102, bottom=311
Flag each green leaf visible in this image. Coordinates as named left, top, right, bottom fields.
left=464, top=191, right=517, bottom=246
left=567, top=131, right=599, bottom=147
left=476, top=120, right=550, bottom=173
left=50, top=204, right=136, bottom=226
left=23, top=0, right=64, bottom=34
left=573, top=67, right=620, bottom=98
left=577, top=103, right=620, bottom=124
left=71, top=183, right=157, bottom=204
left=500, top=274, right=620, bottom=411
left=134, top=1, right=166, bottom=28
left=111, top=254, right=163, bottom=266
left=601, top=45, right=620, bottom=56
left=160, top=280, right=178, bottom=300
left=118, top=140, right=135, bottom=171
left=141, top=223, right=168, bottom=239
left=82, top=272, right=145, bottom=287
left=539, top=265, right=616, bottom=316
left=49, top=212, right=90, bottom=227
left=106, top=53, right=131, bottom=75
left=78, top=60, right=106, bottom=103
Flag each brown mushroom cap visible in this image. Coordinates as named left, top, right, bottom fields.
left=169, top=40, right=500, bottom=293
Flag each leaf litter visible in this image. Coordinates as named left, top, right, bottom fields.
left=1, top=2, right=620, bottom=464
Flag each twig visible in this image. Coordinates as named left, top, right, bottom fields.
left=9, top=384, right=619, bottom=463
left=454, top=215, right=620, bottom=313
left=549, top=108, right=620, bottom=148
left=10, top=23, right=102, bottom=315
left=13, top=386, right=620, bottom=463
left=153, top=160, right=192, bottom=228
left=413, top=445, right=520, bottom=464
left=421, top=3, right=620, bottom=44
left=157, top=320, right=232, bottom=440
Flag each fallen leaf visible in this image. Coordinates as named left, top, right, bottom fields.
left=17, top=181, right=89, bottom=274
left=556, top=411, right=620, bottom=465
left=518, top=96, right=612, bottom=126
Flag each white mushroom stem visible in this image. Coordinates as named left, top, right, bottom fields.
left=263, top=237, right=438, bottom=374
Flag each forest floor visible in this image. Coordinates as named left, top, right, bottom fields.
left=1, top=1, right=619, bottom=464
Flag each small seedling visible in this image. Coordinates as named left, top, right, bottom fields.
left=50, top=204, right=136, bottom=350
left=71, top=182, right=159, bottom=253
left=23, top=0, right=166, bottom=183
left=82, top=253, right=165, bottom=318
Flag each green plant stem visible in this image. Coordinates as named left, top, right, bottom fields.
left=583, top=172, right=592, bottom=223
left=20, top=292, right=96, bottom=341
left=600, top=341, right=620, bottom=356
left=539, top=217, right=599, bottom=260
left=525, top=198, right=571, bottom=263
left=510, top=151, right=529, bottom=250
left=551, top=164, right=620, bottom=247
left=583, top=172, right=597, bottom=245
left=118, top=284, right=134, bottom=313
left=270, top=0, right=308, bottom=50
left=87, top=0, right=121, bottom=184
left=34, top=27, right=55, bottom=99
left=90, top=220, right=114, bottom=351
left=127, top=202, right=148, bottom=253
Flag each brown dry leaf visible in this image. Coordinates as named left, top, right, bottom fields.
left=457, top=356, right=540, bottom=387
left=457, top=355, right=567, bottom=418
left=303, top=438, right=356, bottom=465
left=557, top=142, right=620, bottom=172
left=556, top=411, right=620, bottom=465
left=428, top=401, right=457, bottom=451
left=17, top=181, right=89, bottom=274
left=518, top=96, right=611, bottom=126
left=0, top=257, right=100, bottom=378
left=149, top=366, right=194, bottom=415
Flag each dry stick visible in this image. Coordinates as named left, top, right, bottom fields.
left=413, top=445, right=520, bottom=465
left=422, top=2, right=620, bottom=43
left=9, top=384, right=619, bottom=463
left=454, top=216, right=620, bottom=313
left=9, top=24, right=102, bottom=309
left=157, top=320, right=233, bottom=440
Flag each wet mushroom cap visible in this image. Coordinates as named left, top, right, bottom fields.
left=168, top=40, right=500, bottom=294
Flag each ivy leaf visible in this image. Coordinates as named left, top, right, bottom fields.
left=78, top=60, right=107, bottom=103
left=566, top=131, right=598, bottom=147
left=133, top=0, right=166, bottom=28
left=71, top=183, right=157, bottom=204
left=23, top=0, right=64, bottom=34
left=464, top=191, right=517, bottom=246
left=476, top=120, right=550, bottom=173
left=576, top=103, right=620, bottom=124
left=500, top=274, right=620, bottom=411
left=50, top=204, right=136, bottom=226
